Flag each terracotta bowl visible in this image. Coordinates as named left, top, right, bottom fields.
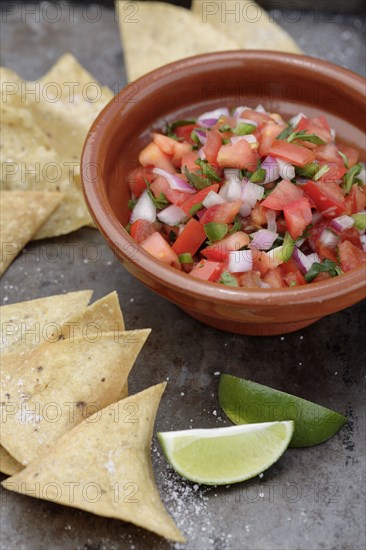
left=81, top=51, right=366, bottom=335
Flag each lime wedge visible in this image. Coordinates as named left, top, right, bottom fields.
left=219, top=374, right=347, bottom=448
left=158, top=421, right=293, bottom=485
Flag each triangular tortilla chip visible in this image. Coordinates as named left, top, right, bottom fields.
left=0, top=445, right=22, bottom=476
left=0, top=329, right=150, bottom=465
left=118, top=1, right=238, bottom=81
left=0, top=190, right=63, bottom=276
left=192, top=0, right=302, bottom=54
left=2, top=383, right=184, bottom=542
left=0, top=290, right=93, bottom=357
left=0, top=53, right=112, bottom=239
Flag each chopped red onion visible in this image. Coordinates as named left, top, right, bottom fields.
left=293, top=247, right=320, bottom=274
left=157, top=205, right=187, bottom=226
left=219, top=174, right=242, bottom=201
left=320, top=229, right=339, bottom=249
left=330, top=128, right=336, bottom=140
left=130, top=190, right=156, bottom=224
left=233, top=106, right=248, bottom=119
left=228, top=249, right=253, bottom=273
left=237, top=117, right=258, bottom=127
left=194, top=129, right=207, bottom=145
left=202, top=191, right=225, bottom=208
left=259, top=281, right=271, bottom=288
left=277, top=158, right=295, bottom=181
left=255, top=104, right=266, bottom=113
left=265, top=209, right=277, bottom=233
left=197, top=108, right=230, bottom=127
left=261, top=156, right=280, bottom=184
left=330, top=215, right=354, bottom=232
left=250, top=229, right=278, bottom=251
left=296, top=237, right=306, bottom=248
left=198, top=147, right=206, bottom=160
left=153, top=168, right=196, bottom=193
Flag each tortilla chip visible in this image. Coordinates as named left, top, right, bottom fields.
left=58, top=291, right=128, bottom=401
left=2, top=383, right=184, bottom=542
left=118, top=1, right=238, bottom=81
left=0, top=329, right=150, bottom=466
left=192, top=0, right=302, bottom=54
left=0, top=445, right=22, bottom=476
left=0, top=290, right=93, bottom=357
left=0, top=190, right=63, bottom=276
left=0, top=53, right=112, bottom=238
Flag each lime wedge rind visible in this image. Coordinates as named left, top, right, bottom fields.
left=219, top=374, right=347, bottom=448
left=158, top=421, right=294, bottom=486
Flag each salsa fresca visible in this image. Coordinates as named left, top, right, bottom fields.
left=126, top=105, right=366, bottom=288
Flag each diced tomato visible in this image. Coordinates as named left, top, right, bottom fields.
left=258, top=122, right=286, bottom=157
left=165, top=188, right=191, bottom=207
left=338, top=241, right=366, bottom=272
left=280, top=259, right=306, bottom=286
left=316, top=242, right=339, bottom=263
left=189, top=260, right=223, bottom=282
left=295, top=116, right=332, bottom=144
left=283, top=197, right=312, bottom=240
left=315, top=144, right=347, bottom=181
left=217, top=140, right=257, bottom=171
left=251, top=249, right=271, bottom=276
left=238, top=271, right=262, bottom=288
left=338, top=228, right=362, bottom=248
left=338, top=144, right=359, bottom=168
left=263, top=267, right=286, bottom=288
left=269, top=140, right=315, bottom=167
left=241, top=109, right=273, bottom=125
left=181, top=151, right=200, bottom=172
left=313, top=272, right=333, bottom=283
left=130, top=220, right=158, bottom=244
left=152, top=133, right=192, bottom=166
left=250, top=203, right=269, bottom=226
left=150, top=175, right=169, bottom=197
left=200, top=199, right=243, bottom=224
left=172, top=218, right=206, bottom=256
left=303, top=180, right=346, bottom=217
left=139, top=142, right=175, bottom=173
left=181, top=184, right=219, bottom=215
left=141, top=232, right=180, bottom=269
left=201, top=232, right=250, bottom=261
left=174, top=123, right=197, bottom=143
left=203, top=130, right=222, bottom=164
left=262, top=179, right=304, bottom=210
left=345, top=185, right=366, bottom=215
left=127, top=167, right=155, bottom=198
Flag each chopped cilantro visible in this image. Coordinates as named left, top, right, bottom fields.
left=287, top=130, right=326, bottom=145
left=313, top=164, right=330, bottom=181
left=128, top=199, right=137, bottom=210
left=295, top=163, right=319, bottom=179
left=304, top=259, right=343, bottom=283
left=276, top=126, right=293, bottom=140
left=183, top=166, right=211, bottom=190
left=342, top=163, right=363, bottom=194
left=220, top=271, right=238, bottom=287
left=337, top=150, right=349, bottom=168
left=195, top=158, right=221, bottom=182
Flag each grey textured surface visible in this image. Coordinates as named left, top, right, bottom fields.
left=0, top=3, right=365, bottom=550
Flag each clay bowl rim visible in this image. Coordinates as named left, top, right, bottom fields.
left=82, top=50, right=366, bottom=308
